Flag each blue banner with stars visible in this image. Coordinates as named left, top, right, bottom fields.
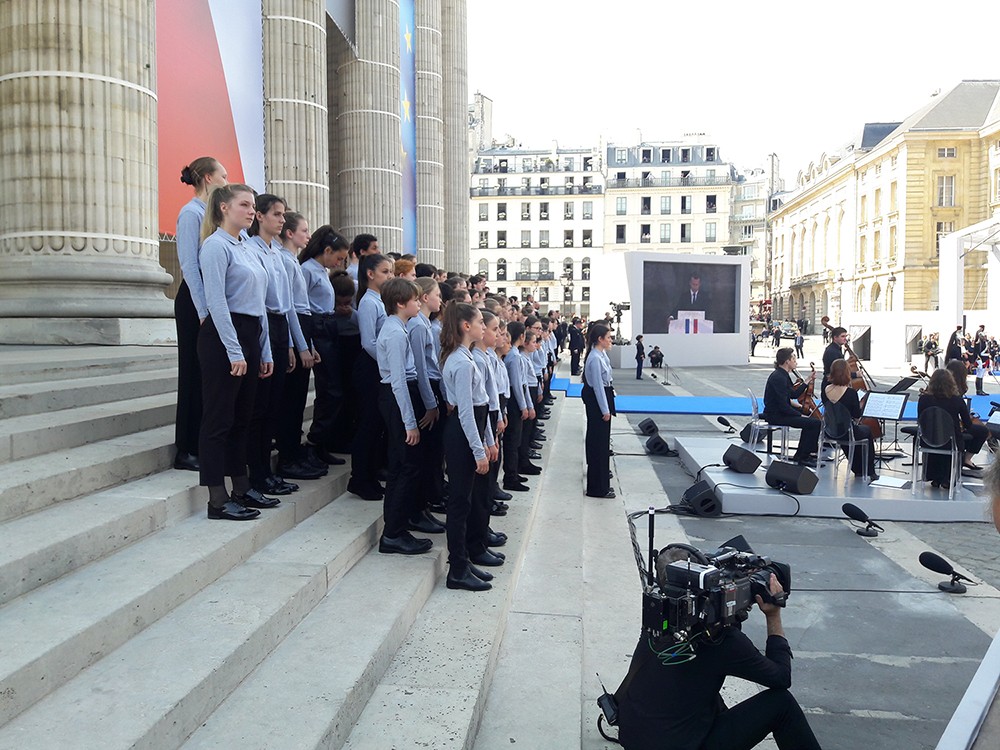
left=399, top=0, right=417, bottom=255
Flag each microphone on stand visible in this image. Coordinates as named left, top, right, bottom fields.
left=716, top=417, right=736, bottom=434
left=919, top=551, right=973, bottom=594
left=842, top=503, right=884, bottom=537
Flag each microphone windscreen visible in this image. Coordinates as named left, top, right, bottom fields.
left=919, top=551, right=954, bottom=576
left=842, top=503, right=869, bottom=523
left=717, top=416, right=732, bottom=427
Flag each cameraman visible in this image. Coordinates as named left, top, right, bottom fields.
left=615, top=550, right=821, bottom=750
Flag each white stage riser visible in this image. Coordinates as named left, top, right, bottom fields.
left=676, top=436, right=991, bottom=523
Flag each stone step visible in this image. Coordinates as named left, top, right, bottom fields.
left=0, top=345, right=177, bottom=385
left=0, top=392, right=176, bottom=465
left=341, top=397, right=565, bottom=750
left=0, top=466, right=352, bottom=728
left=0, top=424, right=175, bottom=523
left=181, top=532, right=445, bottom=750
left=0, top=370, right=178, bottom=419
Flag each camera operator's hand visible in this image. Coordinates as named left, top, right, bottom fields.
left=755, top=574, right=786, bottom=638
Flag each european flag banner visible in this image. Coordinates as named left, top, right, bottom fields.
left=399, top=0, right=417, bottom=255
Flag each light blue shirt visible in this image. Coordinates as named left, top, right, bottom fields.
left=584, top=349, right=614, bottom=415
left=176, top=197, right=208, bottom=319
left=278, top=247, right=311, bottom=316
left=490, top=348, right=510, bottom=398
left=199, top=228, right=271, bottom=364
left=407, top=312, right=441, bottom=410
left=505, top=349, right=528, bottom=410
left=472, top=347, right=500, bottom=412
left=248, top=236, right=307, bottom=352
left=377, top=315, right=419, bottom=430
left=430, top=318, right=443, bottom=362
left=442, top=346, right=494, bottom=460
left=531, top=347, right=546, bottom=378
left=358, top=287, right=387, bottom=359
left=301, top=258, right=335, bottom=314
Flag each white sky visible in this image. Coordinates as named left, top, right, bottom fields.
left=467, top=0, right=998, bottom=183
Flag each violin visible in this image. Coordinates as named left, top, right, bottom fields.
left=910, top=365, right=929, bottom=395
left=793, top=363, right=822, bottom=419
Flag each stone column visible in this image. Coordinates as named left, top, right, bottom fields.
left=329, top=0, right=402, bottom=250
left=262, top=0, right=330, bottom=226
left=415, top=0, right=445, bottom=269
left=0, top=0, right=174, bottom=345
left=441, top=0, right=468, bottom=273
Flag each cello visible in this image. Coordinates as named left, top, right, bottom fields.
left=820, top=317, right=882, bottom=439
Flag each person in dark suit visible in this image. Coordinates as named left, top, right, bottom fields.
left=820, top=326, right=848, bottom=401
left=634, top=335, right=645, bottom=380
left=668, top=273, right=710, bottom=322
left=568, top=317, right=585, bottom=376
left=918, top=369, right=986, bottom=487
left=762, top=348, right=820, bottom=466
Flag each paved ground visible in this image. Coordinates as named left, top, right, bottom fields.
left=594, top=335, right=1000, bottom=750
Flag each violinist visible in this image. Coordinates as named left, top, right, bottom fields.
left=820, top=327, right=849, bottom=401
left=943, top=360, right=989, bottom=472
left=763, top=348, right=821, bottom=467
left=824, top=359, right=878, bottom=481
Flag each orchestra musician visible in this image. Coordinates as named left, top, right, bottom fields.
left=763, top=348, right=821, bottom=467
left=820, top=327, right=849, bottom=401
left=823, top=359, right=878, bottom=481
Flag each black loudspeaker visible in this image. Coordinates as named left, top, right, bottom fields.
left=638, top=418, right=658, bottom=436
left=681, top=480, right=722, bottom=517
left=765, top=461, right=818, bottom=495
left=740, top=423, right=761, bottom=444
left=646, top=434, right=671, bottom=455
left=723, top=444, right=761, bottom=474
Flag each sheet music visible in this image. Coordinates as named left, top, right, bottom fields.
left=862, top=392, right=908, bottom=421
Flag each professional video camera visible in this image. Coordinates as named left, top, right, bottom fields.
left=629, top=508, right=791, bottom=645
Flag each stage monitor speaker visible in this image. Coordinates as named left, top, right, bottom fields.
left=646, top=434, right=671, bottom=455
left=681, top=480, right=722, bottom=517
left=638, top=418, right=658, bottom=436
left=740, top=423, right=765, bottom=445
left=765, top=461, right=818, bottom=495
left=723, top=444, right=761, bottom=474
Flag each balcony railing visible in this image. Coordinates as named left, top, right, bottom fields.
left=470, top=184, right=604, bottom=197
left=515, top=271, right=556, bottom=281
left=605, top=175, right=732, bottom=189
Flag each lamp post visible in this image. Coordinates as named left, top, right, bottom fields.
left=561, top=271, right=575, bottom=316
left=836, top=272, right=845, bottom=322
left=887, top=272, right=897, bottom=311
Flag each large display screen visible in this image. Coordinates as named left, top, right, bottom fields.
left=641, top=260, right=739, bottom=334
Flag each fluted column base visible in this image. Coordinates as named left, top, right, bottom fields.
left=0, top=317, right=177, bottom=346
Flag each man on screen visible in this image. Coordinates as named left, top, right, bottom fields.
left=668, top=273, right=711, bottom=323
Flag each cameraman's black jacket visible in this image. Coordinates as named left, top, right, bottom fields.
left=616, top=628, right=793, bottom=750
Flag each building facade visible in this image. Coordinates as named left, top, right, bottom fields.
left=769, top=80, right=1000, bottom=360
left=731, top=156, right=782, bottom=306
left=468, top=146, right=604, bottom=317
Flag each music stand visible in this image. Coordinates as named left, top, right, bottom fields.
left=887, top=377, right=920, bottom=394
left=862, top=392, right=909, bottom=461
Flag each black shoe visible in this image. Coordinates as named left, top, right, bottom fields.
left=233, top=488, right=281, bottom=509
left=527, top=451, right=542, bottom=461
left=174, top=452, right=200, bottom=472
left=307, top=444, right=345, bottom=466
left=276, top=461, right=325, bottom=480
left=487, top=531, right=507, bottom=547
left=471, top=550, right=505, bottom=567
left=516, top=475, right=528, bottom=483
left=494, top=488, right=513, bottom=502
left=256, top=476, right=294, bottom=496
left=490, top=502, right=508, bottom=517
left=409, top=511, right=446, bottom=534
left=534, top=433, right=547, bottom=441
left=585, top=489, right=616, bottom=499
left=794, top=457, right=817, bottom=468
left=272, top=475, right=299, bottom=492
left=529, top=441, right=543, bottom=450
left=379, top=532, right=433, bottom=555
left=348, top=479, right=383, bottom=501
left=447, top=567, right=492, bottom=591
left=609, top=472, right=614, bottom=479
left=428, top=501, right=448, bottom=514
left=301, top=449, right=330, bottom=472
left=207, top=501, right=260, bottom=520
left=377, top=468, right=389, bottom=482
left=469, top=564, right=494, bottom=582
left=503, top=480, right=530, bottom=492
left=977, top=391, right=989, bottom=396
left=519, top=464, right=541, bottom=475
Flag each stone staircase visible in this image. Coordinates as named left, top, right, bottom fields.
left=0, top=346, right=567, bottom=749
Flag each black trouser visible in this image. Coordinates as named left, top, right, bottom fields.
left=330, top=333, right=361, bottom=453
left=488, top=408, right=501, bottom=498
left=174, top=280, right=203, bottom=456
left=635, top=358, right=643, bottom=379
left=307, top=314, right=345, bottom=449
left=503, top=396, right=524, bottom=481
left=543, top=364, right=553, bottom=400
left=764, top=413, right=821, bottom=459
left=248, top=313, right=288, bottom=485
left=417, top=380, right=446, bottom=514
left=925, top=423, right=989, bottom=482
left=519, top=386, right=539, bottom=466
left=379, top=381, right=425, bottom=538
left=443, top=405, right=490, bottom=569
left=571, top=348, right=581, bottom=375
left=197, top=314, right=261, bottom=493
left=700, top=688, right=821, bottom=750
left=351, top=350, right=386, bottom=488
left=843, top=422, right=876, bottom=477
left=582, top=384, right=611, bottom=495
left=277, top=312, right=312, bottom=463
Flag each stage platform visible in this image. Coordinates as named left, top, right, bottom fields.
left=675, top=435, right=991, bottom=522
left=550, top=377, right=998, bottom=418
